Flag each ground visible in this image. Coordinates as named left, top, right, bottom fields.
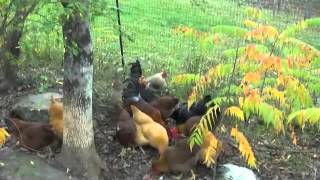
left=1, top=86, right=319, bottom=180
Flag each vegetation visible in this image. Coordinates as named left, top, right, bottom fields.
left=173, top=8, right=320, bottom=169
left=0, top=0, right=319, bottom=179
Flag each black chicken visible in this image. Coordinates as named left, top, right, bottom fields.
left=122, top=59, right=142, bottom=102
left=171, top=95, right=221, bottom=131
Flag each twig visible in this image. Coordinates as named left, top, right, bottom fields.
left=253, top=144, right=319, bottom=154
left=226, top=43, right=240, bottom=102
left=260, top=37, right=279, bottom=93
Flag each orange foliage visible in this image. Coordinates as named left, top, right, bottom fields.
left=213, top=33, right=219, bottom=45
left=243, top=71, right=261, bottom=84
left=245, top=25, right=278, bottom=42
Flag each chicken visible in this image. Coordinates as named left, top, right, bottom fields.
left=151, top=138, right=201, bottom=175
left=177, top=116, right=201, bottom=136
left=131, top=105, right=168, bottom=155
left=122, top=60, right=167, bottom=128
left=170, top=95, right=213, bottom=127
left=138, top=76, right=158, bottom=102
left=150, top=95, right=179, bottom=120
left=122, top=59, right=142, bottom=101
left=151, top=131, right=223, bottom=178
left=4, top=117, right=57, bottom=151
left=115, top=108, right=137, bottom=146
left=48, top=96, right=63, bottom=138
left=146, top=71, right=167, bottom=90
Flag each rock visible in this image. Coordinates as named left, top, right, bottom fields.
left=11, top=92, right=62, bottom=123
left=216, top=163, right=258, bottom=180
left=0, top=147, right=76, bottom=180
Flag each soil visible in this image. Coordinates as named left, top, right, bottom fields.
left=1, top=85, right=319, bottom=180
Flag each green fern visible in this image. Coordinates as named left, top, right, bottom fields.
left=285, top=81, right=313, bottom=111
left=306, top=82, right=320, bottom=97
left=223, top=44, right=269, bottom=59
left=188, top=105, right=221, bottom=150
left=280, top=17, right=320, bottom=38
left=281, top=37, right=320, bottom=56
left=287, top=108, right=320, bottom=130
left=242, top=100, right=284, bottom=133
left=170, top=73, right=201, bottom=86
left=211, top=25, right=248, bottom=38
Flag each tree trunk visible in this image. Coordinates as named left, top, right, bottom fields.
left=0, top=1, right=37, bottom=93
left=57, top=1, right=104, bottom=179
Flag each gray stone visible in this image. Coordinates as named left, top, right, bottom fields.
left=11, top=92, right=62, bottom=123
left=0, top=147, right=76, bottom=180
left=216, top=163, right=258, bottom=180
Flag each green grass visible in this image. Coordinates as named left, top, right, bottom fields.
left=19, top=0, right=320, bottom=86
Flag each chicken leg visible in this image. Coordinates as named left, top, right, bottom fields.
left=187, top=170, right=197, bottom=180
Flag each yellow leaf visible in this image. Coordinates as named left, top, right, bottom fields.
left=201, top=130, right=221, bottom=167
left=213, top=33, right=219, bottom=45
left=290, top=127, right=297, bottom=145
left=188, top=89, right=197, bottom=110
left=0, top=128, right=10, bottom=147
left=245, top=44, right=258, bottom=60
left=224, top=106, right=245, bottom=121
left=243, top=19, right=258, bottom=28
left=231, top=128, right=257, bottom=169
left=263, top=87, right=286, bottom=106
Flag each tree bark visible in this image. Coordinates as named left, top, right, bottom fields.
left=57, top=1, right=104, bottom=179
left=0, top=1, right=37, bottom=93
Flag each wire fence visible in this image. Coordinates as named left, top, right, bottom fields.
left=96, top=0, right=319, bottom=74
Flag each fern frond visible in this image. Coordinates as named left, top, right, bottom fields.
left=242, top=96, right=284, bottom=133
left=263, top=87, right=287, bottom=106
left=223, top=44, right=269, bottom=59
left=231, top=128, right=257, bottom=169
left=244, top=7, right=262, bottom=19
left=201, top=130, right=221, bottom=167
left=0, top=128, right=10, bottom=147
left=188, top=105, right=221, bottom=150
left=188, top=64, right=232, bottom=108
left=284, top=77, right=313, bottom=110
left=243, top=19, right=259, bottom=29
left=208, top=97, right=226, bottom=106
left=281, top=38, right=320, bottom=57
left=280, top=20, right=307, bottom=38
left=225, top=106, right=245, bottom=121
left=280, top=18, right=320, bottom=38
left=306, top=82, right=320, bottom=96
left=287, top=108, right=320, bottom=130
left=170, top=74, right=200, bottom=86
left=211, top=25, right=248, bottom=38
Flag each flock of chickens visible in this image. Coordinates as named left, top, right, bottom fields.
left=0, top=59, right=222, bottom=179
left=113, top=60, right=222, bottom=178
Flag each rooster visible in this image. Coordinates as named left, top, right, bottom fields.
left=122, top=59, right=142, bottom=102
left=122, top=60, right=168, bottom=128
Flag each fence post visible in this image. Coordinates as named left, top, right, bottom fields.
left=115, top=0, right=125, bottom=69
